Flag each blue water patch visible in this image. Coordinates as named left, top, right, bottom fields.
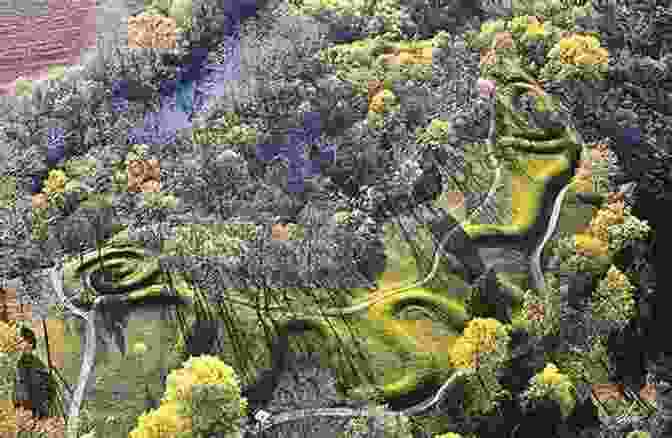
left=124, top=41, right=242, bottom=144
left=175, top=80, right=194, bottom=116
left=111, top=80, right=131, bottom=113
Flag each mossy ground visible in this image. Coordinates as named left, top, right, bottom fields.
left=5, top=3, right=604, bottom=436
left=41, top=180, right=596, bottom=437
left=50, top=218, right=471, bottom=436
left=462, top=153, right=572, bottom=237
left=11, top=158, right=598, bottom=438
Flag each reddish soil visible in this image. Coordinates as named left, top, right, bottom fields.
left=592, top=382, right=657, bottom=404
left=0, top=0, right=96, bottom=96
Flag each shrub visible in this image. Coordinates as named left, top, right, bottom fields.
left=0, top=320, right=22, bottom=355
left=434, top=433, right=464, bottom=438
left=554, top=234, right=610, bottom=275
left=289, top=0, right=401, bottom=39
left=415, top=118, right=453, bottom=146
left=341, top=404, right=414, bottom=438
left=14, top=78, right=34, bottom=97
left=369, top=89, right=398, bottom=114
left=540, top=32, right=610, bottom=81
left=168, top=0, right=193, bottom=30
left=449, top=318, right=511, bottom=416
left=591, top=265, right=636, bottom=326
left=186, top=383, right=247, bottom=438
left=129, top=400, right=193, bottom=438
left=588, top=201, right=625, bottom=242
left=162, top=354, right=246, bottom=400
left=0, top=175, right=16, bottom=209
left=606, top=211, right=651, bottom=254
left=43, top=169, right=67, bottom=196
left=517, top=284, right=562, bottom=339
left=449, top=318, right=510, bottom=370
left=131, top=355, right=247, bottom=438
left=520, top=363, right=576, bottom=420
left=573, top=233, right=609, bottom=258
left=0, top=400, right=67, bottom=438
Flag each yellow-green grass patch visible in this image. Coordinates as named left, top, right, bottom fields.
left=463, top=152, right=572, bottom=237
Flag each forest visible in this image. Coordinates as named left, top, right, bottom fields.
left=0, top=0, right=672, bottom=437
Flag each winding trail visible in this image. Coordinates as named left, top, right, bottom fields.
left=254, top=163, right=502, bottom=319
left=252, top=370, right=473, bottom=433
left=241, top=97, right=575, bottom=430
left=61, top=97, right=509, bottom=428
left=529, top=183, right=571, bottom=294
left=245, top=179, right=571, bottom=433
left=48, top=266, right=108, bottom=438
left=55, top=83, right=572, bottom=432
left=53, top=159, right=569, bottom=435
left=242, top=97, right=505, bottom=318
left=242, top=97, right=577, bottom=428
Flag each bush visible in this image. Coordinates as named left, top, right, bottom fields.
left=553, top=233, right=610, bottom=275
left=520, top=363, right=576, bottom=420
left=588, top=201, right=625, bottom=242
left=398, top=0, right=482, bottom=40
left=129, top=400, right=193, bottom=438
left=517, top=285, right=562, bottom=339
left=449, top=318, right=511, bottom=416
left=186, top=383, right=247, bottom=438
left=434, top=433, right=464, bottom=438
left=591, top=265, right=636, bottom=327
left=341, top=405, right=414, bottom=438
left=606, top=211, right=651, bottom=254
left=131, top=355, right=247, bottom=438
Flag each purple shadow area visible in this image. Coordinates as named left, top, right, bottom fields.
left=111, top=80, right=131, bottom=113
left=622, top=127, right=642, bottom=145
left=256, top=112, right=337, bottom=193
left=124, top=38, right=242, bottom=146
left=46, top=127, right=66, bottom=167
left=31, top=127, right=67, bottom=194
left=31, top=175, right=44, bottom=194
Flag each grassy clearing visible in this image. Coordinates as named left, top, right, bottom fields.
left=463, top=153, right=572, bottom=236
left=51, top=306, right=182, bottom=437
left=43, top=215, right=472, bottom=437
left=20, top=181, right=592, bottom=437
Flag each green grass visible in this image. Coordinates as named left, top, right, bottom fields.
left=45, top=215, right=472, bottom=437
left=51, top=169, right=588, bottom=437
left=52, top=306, right=183, bottom=437
left=0, top=175, right=16, bottom=210
left=7, top=10, right=599, bottom=435
left=19, top=175, right=595, bottom=438
left=540, top=184, right=597, bottom=267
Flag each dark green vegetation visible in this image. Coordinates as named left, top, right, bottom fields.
left=1, top=0, right=672, bottom=437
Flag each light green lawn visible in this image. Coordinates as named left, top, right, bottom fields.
left=51, top=305, right=183, bottom=437
left=50, top=212, right=472, bottom=437
left=43, top=175, right=592, bottom=438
